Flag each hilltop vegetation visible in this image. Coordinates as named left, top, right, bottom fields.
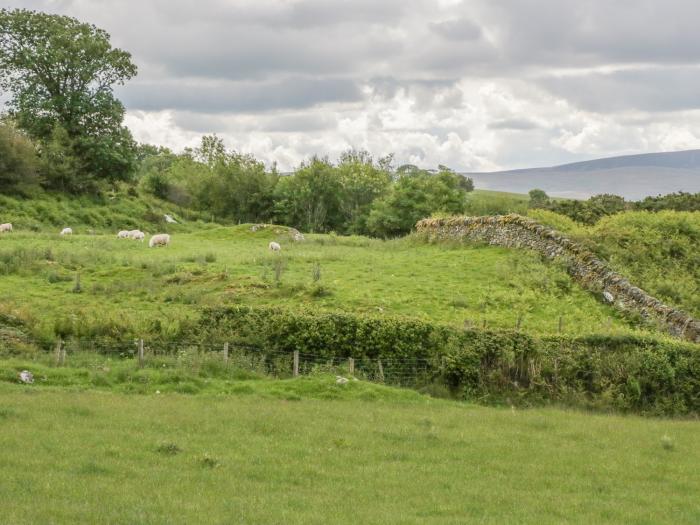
left=528, top=209, right=700, bottom=317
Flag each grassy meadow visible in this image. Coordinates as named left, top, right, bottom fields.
left=0, top=223, right=640, bottom=340
left=1, top=379, right=699, bottom=524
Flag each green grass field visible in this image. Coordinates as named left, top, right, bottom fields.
left=0, top=224, right=640, bottom=340
left=1, top=378, right=698, bottom=524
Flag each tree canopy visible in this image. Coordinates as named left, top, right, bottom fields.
left=0, top=8, right=138, bottom=191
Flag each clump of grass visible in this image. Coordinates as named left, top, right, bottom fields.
left=273, top=258, right=286, bottom=284
left=450, top=296, right=468, bottom=309
left=661, top=435, right=675, bottom=451
left=312, top=261, right=321, bottom=282
left=156, top=442, right=182, bottom=456
left=204, top=252, right=217, bottom=263
left=72, top=273, right=82, bottom=294
left=198, top=453, right=220, bottom=468
left=309, top=284, right=332, bottom=298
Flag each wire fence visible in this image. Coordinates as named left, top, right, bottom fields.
left=1, top=336, right=444, bottom=389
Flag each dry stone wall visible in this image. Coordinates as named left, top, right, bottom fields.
left=415, top=214, right=700, bottom=343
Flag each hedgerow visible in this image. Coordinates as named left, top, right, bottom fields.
left=200, top=305, right=700, bottom=416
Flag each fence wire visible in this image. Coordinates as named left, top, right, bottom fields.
left=0, top=337, right=444, bottom=389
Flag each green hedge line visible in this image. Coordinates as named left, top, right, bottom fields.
left=200, top=306, right=700, bottom=416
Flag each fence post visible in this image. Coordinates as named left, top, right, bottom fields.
left=348, top=357, right=355, bottom=376
left=377, top=359, right=385, bottom=383
left=138, top=339, right=144, bottom=368
left=223, top=342, right=229, bottom=363
left=293, top=350, right=299, bottom=377
left=54, top=339, right=62, bottom=366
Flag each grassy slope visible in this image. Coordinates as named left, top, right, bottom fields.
left=0, top=379, right=698, bottom=524
left=0, top=225, right=637, bottom=339
left=0, top=191, right=217, bottom=232
left=528, top=209, right=700, bottom=317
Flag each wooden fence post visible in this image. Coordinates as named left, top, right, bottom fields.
left=377, top=359, right=385, bottom=383
left=55, top=339, right=62, bottom=366
left=138, top=339, right=144, bottom=368
left=223, top=342, right=229, bottom=363
left=348, top=357, right=355, bottom=376
left=293, top=350, right=299, bottom=377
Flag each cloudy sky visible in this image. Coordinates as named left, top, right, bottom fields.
left=11, top=0, right=700, bottom=171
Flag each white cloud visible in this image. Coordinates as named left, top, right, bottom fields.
left=8, top=0, right=700, bottom=171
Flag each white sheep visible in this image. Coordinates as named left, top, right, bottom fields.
left=164, top=214, right=177, bottom=224
left=60, top=227, right=73, bottom=236
left=269, top=241, right=281, bottom=252
left=0, top=223, right=12, bottom=233
left=130, top=230, right=145, bottom=241
left=293, top=232, right=305, bottom=242
left=117, top=230, right=130, bottom=239
left=149, top=233, right=171, bottom=248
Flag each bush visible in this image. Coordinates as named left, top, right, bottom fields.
left=198, top=305, right=700, bottom=415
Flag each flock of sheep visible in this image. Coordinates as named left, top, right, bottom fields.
left=1, top=221, right=286, bottom=251
left=0, top=222, right=173, bottom=248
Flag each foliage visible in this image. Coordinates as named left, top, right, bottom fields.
left=534, top=189, right=700, bottom=225
left=528, top=188, right=549, bottom=208
left=366, top=165, right=469, bottom=237
left=589, top=211, right=700, bottom=316
left=634, top=191, right=700, bottom=212
left=273, top=156, right=346, bottom=233
left=0, top=8, right=137, bottom=191
left=0, top=120, right=40, bottom=194
left=199, top=305, right=700, bottom=415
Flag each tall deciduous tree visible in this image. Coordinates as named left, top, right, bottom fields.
left=0, top=8, right=138, bottom=191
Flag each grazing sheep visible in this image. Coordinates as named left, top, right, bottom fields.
left=19, top=370, right=34, bottom=384
left=117, top=230, right=130, bottom=239
left=0, top=223, right=12, bottom=233
left=269, top=241, right=281, bottom=252
left=130, top=230, right=145, bottom=241
left=149, top=233, right=171, bottom=248
left=60, top=227, right=73, bottom=236
left=164, top=214, right=177, bottom=224
left=293, top=232, right=304, bottom=242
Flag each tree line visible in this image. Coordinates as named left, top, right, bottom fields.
left=138, top=136, right=473, bottom=237
left=528, top=189, right=700, bottom=224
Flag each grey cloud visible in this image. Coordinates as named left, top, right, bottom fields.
left=538, top=67, right=700, bottom=112
left=118, top=77, right=363, bottom=113
left=171, top=111, right=336, bottom=133
left=429, top=19, right=482, bottom=41
left=489, top=118, right=540, bottom=131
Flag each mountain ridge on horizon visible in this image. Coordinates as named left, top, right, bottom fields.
left=464, top=149, right=700, bottom=200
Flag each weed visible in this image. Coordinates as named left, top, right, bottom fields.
left=156, top=442, right=182, bottom=456
left=199, top=453, right=220, bottom=468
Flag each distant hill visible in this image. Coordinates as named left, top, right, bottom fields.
left=465, top=150, right=700, bottom=200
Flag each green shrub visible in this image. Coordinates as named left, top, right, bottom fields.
left=198, top=306, right=700, bottom=415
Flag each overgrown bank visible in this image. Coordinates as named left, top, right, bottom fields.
left=198, top=306, right=700, bottom=416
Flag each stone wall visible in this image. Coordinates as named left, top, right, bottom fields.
left=415, top=214, right=700, bottom=343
